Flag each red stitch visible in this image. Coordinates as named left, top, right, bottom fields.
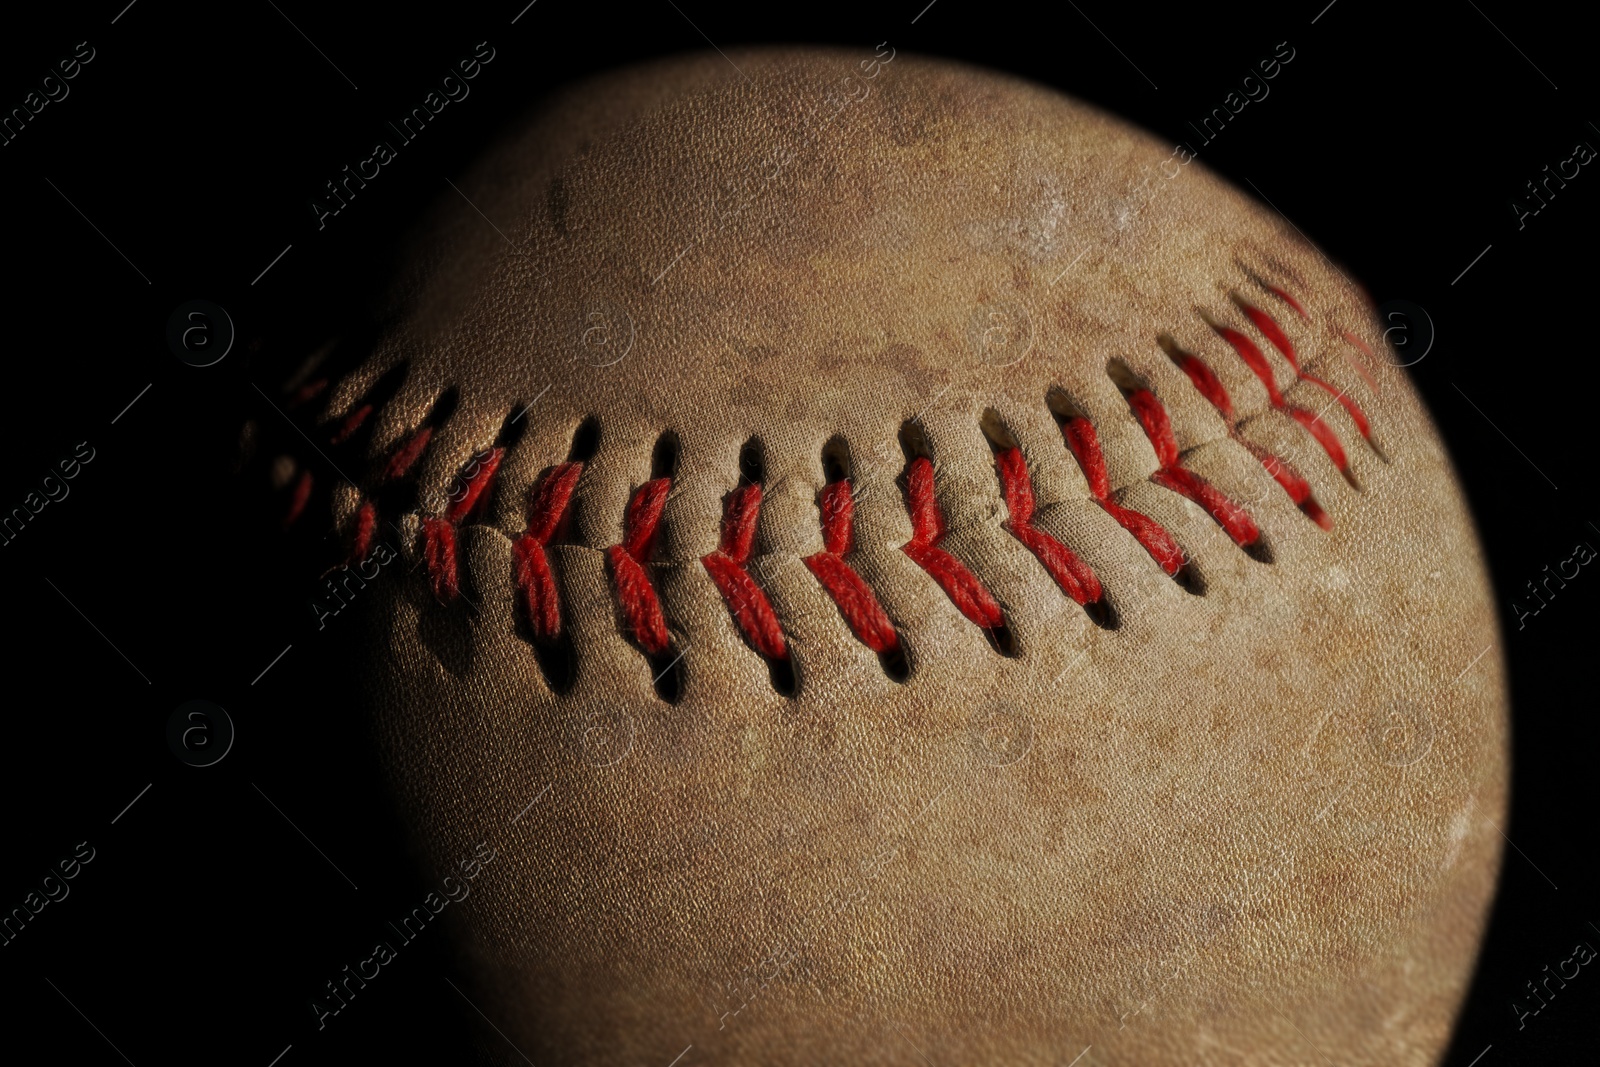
left=1170, top=349, right=1235, bottom=421
left=330, top=404, right=372, bottom=445
left=1239, top=303, right=1301, bottom=371
left=284, top=470, right=313, bottom=529
left=901, top=457, right=1004, bottom=629
left=1124, top=388, right=1262, bottom=549
left=445, top=447, right=504, bottom=523
left=1056, top=413, right=1186, bottom=576
left=1267, top=285, right=1308, bottom=320
left=608, top=546, right=670, bottom=654
left=384, top=427, right=434, bottom=482
left=1163, top=338, right=1332, bottom=528
left=1247, top=443, right=1331, bottom=529
left=420, top=516, right=459, bottom=601
left=608, top=478, right=672, bottom=656
left=420, top=447, right=508, bottom=603
left=818, top=480, right=855, bottom=556
left=703, top=483, right=788, bottom=661
left=1341, top=330, right=1381, bottom=391
left=1213, top=324, right=1287, bottom=407
left=512, top=462, right=583, bottom=641
left=993, top=447, right=1103, bottom=605
left=288, top=378, right=329, bottom=409
left=1211, top=322, right=1356, bottom=483
left=345, top=499, right=378, bottom=565
left=1239, top=300, right=1379, bottom=453
left=526, top=462, right=582, bottom=541
left=804, top=481, right=901, bottom=654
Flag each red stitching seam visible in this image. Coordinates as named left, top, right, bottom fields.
left=606, top=478, right=672, bottom=656
left=1056, top=413, right=1186, bottom=576
left=702, top=484, right=789, bottom=661
left=512, top=462, right=582, bottom=641
left=900, top=456, right=1005, bottom=629
left=993, top=447, right=1104, bottom=606
left=302, top=282, right=1384, bottom=684
left=804, top=481, right=901, bottom=653
left=1165, top=340, right=1332, bottom=530
left=1123, top=387, right=1261, bottom=548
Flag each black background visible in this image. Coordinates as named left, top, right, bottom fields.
left=0, top=2, right=1594, bottom=1064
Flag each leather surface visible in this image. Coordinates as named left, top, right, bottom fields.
left=307, top=48, right=1507, bottom=1065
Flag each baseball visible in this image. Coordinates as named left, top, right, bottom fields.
left=272, top=48, right=1506, bottom=1066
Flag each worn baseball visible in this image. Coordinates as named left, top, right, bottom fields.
left=274, top=47, right=1506, bottom=1066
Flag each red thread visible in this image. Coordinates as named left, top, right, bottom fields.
left=1250, top=444, right=1330, bottom=529
left=330, top=404, right=372, bottom=445
left=608, top=478, right=672, bottom=655
left=1124, top=388, right=1261, bottom=549
left=420, top=516, right=459, bottom=601
left=513, top=462, right=582, bottom=641
left=284, top=470, right=313, bottom=529
left=804, top=481, right=900, bottom=653
left=1057, top=414, right=1186, bottom=575
left=1239, top=300, right=1378, bottom=452
left=288, top=378, right=328, bottom=409
left=1266, top=285, right=1309, bottom=320
left=445, top=448, right=505, bottom=523
left=346, top=499, right=378, bottom=565
left=420, top=447, right=507, bottom=603
left=343, top=426, right=440, bottom=569
left=1165, top=342, right=1333, bottom=530
left=1341, top=330, right=1381, bottom=391
left=993, top=447, right=1103, bottom=605
left=702, top=484, right=788, bottom=660
left=384, top=427, right=434, bottom=482
left=900, top=457, right=1004, bottom=629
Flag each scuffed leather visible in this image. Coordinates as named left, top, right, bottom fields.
left=313, top=48, right=1506, bottom=1066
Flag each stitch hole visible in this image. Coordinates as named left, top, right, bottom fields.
left=1084, top=598, right=1119, bottom=630
left=897, top=419, right=933, bottom=463
left=738, top=437, right=765, bottom=486
left=648, top=646, right=685, bottom=704
left=767, top=655, right=797, bottom=697
left=1174, top=562, right=1206, bottom=595
left=651, top=430, right=680, bottom=480
left=1104, top=357, right=1143, bottom=393
left=821, top=435, right=852, bottom=483
left=518, top=618, right=577, bottom=695
left=879, top=644, right=911, bottom=683
left=426, top=386, right=462, bottom=427
left=978, top=407, right=1019, bottom=451
left=1242, top=536, right=1274, bottom=565
left=984, top=621, right=1019, bottom=657
left=1044, top=384, right=1089, bottom=423
left=495, top=405, right=530, bottom=455
left=568, top=415, right=601, bottom=462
